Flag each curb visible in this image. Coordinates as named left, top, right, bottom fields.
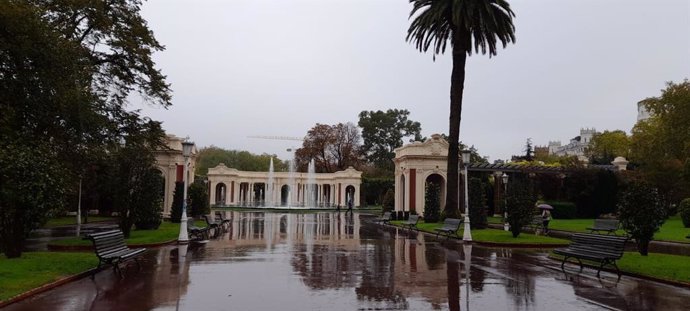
left=47, top=239, right=177, bottom=251
left=547, top=255, right=690, bottom=289
left=0, top=267, right=101, bottom=308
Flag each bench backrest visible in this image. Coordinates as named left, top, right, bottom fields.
left=204, top=215, right=216, bottom=226
left=569, top=233, right=627, bottom=259
left=441, top=218, right=462, bottom=230
left=407, top=215, right=420, bottom=224
left=532, top=215, right=543, bottom=224
left=592, top=219, right=619, bottom=230
left=381, top=212, right=391, bottom=220
left=85, top=230, right=128, bottom=259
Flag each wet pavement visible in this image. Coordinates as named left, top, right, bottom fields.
left=5, top=211, right=690, bottom=310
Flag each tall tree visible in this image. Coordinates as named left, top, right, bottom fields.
left=195, top=147, right=285, bottom=175
left=585, top=130, right=631, bottom=164
left=407, top=0, right=516, bottom=217
left=358, top=109, right=423, bottom=172
left=631, top=80, right=690, bottom=203
left=295, top=122, right=362, bottom=172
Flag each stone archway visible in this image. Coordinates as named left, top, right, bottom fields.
left=345, top=185, right=355, bottom=207
left=280, top=185, right=290, bottom=206
left=425, top=173, right=446, bottom=214
left=215, top=183, right=227, bottom=205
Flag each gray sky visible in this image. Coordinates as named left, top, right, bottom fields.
left=135, top=0, right=690, bottom=163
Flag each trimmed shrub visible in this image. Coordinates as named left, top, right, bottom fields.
left=189, top=180, right=210, bottom=217
left=362, top=177, right=394, bottom=206
left=542, top=201, right=577, bottom=219
left=424, top=182, right=441, bottom=223
left=679, top=198, right=690, bottom=228
left=133, top=168, right=164, bottom=230
left=618, top=181, right=666, bottom=256
left=468, top=177, right=487, bottom=229
left=382, top=188, right=395, bottom=212
left=507, top=177, right=537, bottom=237
left=170, top=181, right=184, bottom=223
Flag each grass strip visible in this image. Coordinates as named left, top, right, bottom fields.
left=391, top=220, right=568, bottom=245
left=549, top=252, right=690, bottom=284
left=44, top=216, right=114, bottom=228
left=50, top=220, right=204, bottom=247
left=0, top=252, right=98, bottom=301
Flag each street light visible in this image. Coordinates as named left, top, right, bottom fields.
left=502, top=173, right=509, bottom=231
left=461, top=150, right=472, bottom=242
left=178, top=140, right=194, bottom=244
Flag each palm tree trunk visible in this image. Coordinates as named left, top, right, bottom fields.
left=444, top=32, right=468, bottom=219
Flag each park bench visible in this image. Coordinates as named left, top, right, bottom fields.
left=372, top=212, right=391, bottom=225
left=553, top=233, right=628, bottom=278
left=402, top=215, right=420, bottom=231
left=586, top=219, right=620, bottom=235
left=83, top=230, right=146, bottom=278
left=215, top=212, right=231, bottom=228
left=526, top=215, right=544, bottom=233
left=188, top=217, right=210, bottom=241
left=204, top=214, right=222, bottom=232
left=434, top=218, right=462, bottom=239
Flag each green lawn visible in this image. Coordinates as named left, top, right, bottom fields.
left=0, top=252, right=98, bottom=301
left=551, top=252, right=690, bottom=284
left=391, top=220, right=569, bottom=245
left=547, top=216, right=690, bottom=243
left=50, top=220, right=205, bottom=247
left=44, top=216, right=114, bottom=228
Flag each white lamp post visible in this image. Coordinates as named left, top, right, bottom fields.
left=502, top=173, right=509, bottom=231
left=178, top=140, right=194, bottom=244
left=462, top=150, right=472, bottom=242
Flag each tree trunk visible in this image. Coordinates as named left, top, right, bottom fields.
left=637, top=238, right=650, bottom=256
left=444, top=31, right=468, bottom=219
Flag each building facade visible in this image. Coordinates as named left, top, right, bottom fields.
left=207, top=164, right=362, bottom=208
left=153, top=134, right=198, bottom=217
left=547, top=128, right=598, bottom=159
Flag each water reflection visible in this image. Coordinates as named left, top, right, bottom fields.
left=6, top=211, right=690, bottom=311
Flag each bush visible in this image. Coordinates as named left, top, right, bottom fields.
left=189, top=180, right=210, bottom=217
left=468, top=177, right=487, bottom=229
left=361, top=177, right=394, bottom=206
left=382, top=188, right=395, bottom=212
left=507, top=177, right=537, bottom=237
left=542, top=201, right=577, bottom=219
left=424, top=182, right=441, bottom=223
left=618, top=181, right=667, bottom=255
left=564, top=169, right=619, bottom=218
left=679, top=198, right=690, bottom=228
left=133, top=168, right=164, bottom=230
left=170, top=181, right=184, bottom=223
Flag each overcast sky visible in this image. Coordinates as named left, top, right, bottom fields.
left=134, top=0, right=690, bottom=163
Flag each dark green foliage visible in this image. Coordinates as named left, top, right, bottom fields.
left=362, top=177, right=394, bottom=206
left=507, top=177, right=537, bottom=238
left=358, top=109, right=423, bottom=172
left=382, top=189, right=395, bottom=212
left=170, top=182, right=184, bottom=223
left=424, top=182, right=441, bottom=223
left=678, top=198, right=690, bottom=228
left=133, top=169, right=165, bottom=230
left=535, top=174, right=563, bottom=201
left=196, top=147, right=285, bottom=175
left=542, top=201, right=577, bottom=219
left=0, top=142, right=66, bottom=258
left=564, top=169, right=619, bottom=218
left=189, top=180, right=210, bottom=217
left=468, top=177, right=487, bottom=229
left=618, top=181, right=667, bottom=256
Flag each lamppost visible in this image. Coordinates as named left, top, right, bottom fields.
left=502, top=173, right=509, bottom=231
left=462, top=150, right=472, bottom=242
left=178, top=140, right=194, bottom=244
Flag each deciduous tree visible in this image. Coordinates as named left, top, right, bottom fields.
left=358, top=109, right=422, bottom=172
left=586, top=130, right=630, bottom=164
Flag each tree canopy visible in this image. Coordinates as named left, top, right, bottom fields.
left=585, top=130, right=631, bottom=164
left=295, top=122, right=362, bottom=173
left=196, top=147, right=286, bottom=175
left=358, top=109, right=422, bottom=172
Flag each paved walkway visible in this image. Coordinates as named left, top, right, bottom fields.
left=6, top=212, right=690, bottom=310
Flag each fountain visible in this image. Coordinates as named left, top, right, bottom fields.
left=307, top=159, right=316, bottom=207
left=265, top=157, right=275, bottom=207
left=287, top=157, right=296, bottom=208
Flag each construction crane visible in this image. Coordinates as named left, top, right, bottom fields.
left=247, top=135, right=304, bottom=141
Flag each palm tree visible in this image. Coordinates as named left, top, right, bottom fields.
left=407, top=0, right=515, bottom=218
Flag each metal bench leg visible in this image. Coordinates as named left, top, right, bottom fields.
left=561, top=256, right=568, bottom=271
left=135, top=257, right=142, bottom=271
left=612, top=261, right=621, bottom=280
left=576, top=258, right=584, bottom=272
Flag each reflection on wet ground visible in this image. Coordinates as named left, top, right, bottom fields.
left=5, top=212, right=690, bottom=310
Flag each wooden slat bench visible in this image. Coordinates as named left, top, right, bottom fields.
left=188, top=217, right=210, bottom=241
left=526, top=215, right=544, bottom=233
left=553, top=233, right=628, bottom=278
left=372, top=212, right=391, bottom=225
left=402, top=215, right=420, bottom=231
left=586, top=219, right=620, bottom=235
left=84, top=230, right=146, bottom=278
left=434, top=218, right=462, bottom=239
